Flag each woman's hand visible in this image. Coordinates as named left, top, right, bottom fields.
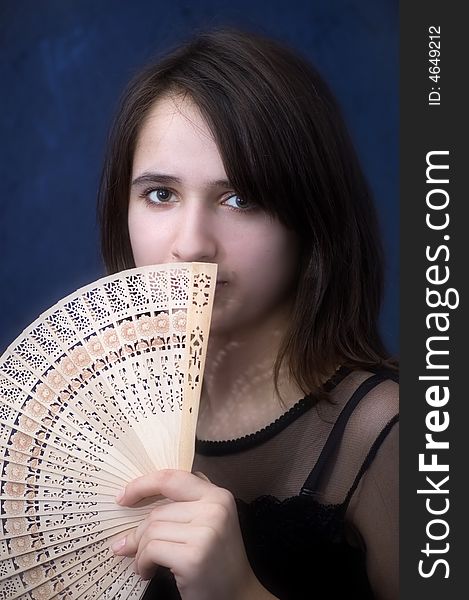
left=111, top=469, right=272, bottom=600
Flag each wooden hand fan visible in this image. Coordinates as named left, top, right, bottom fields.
left=0, top=262, right=217, bottom=599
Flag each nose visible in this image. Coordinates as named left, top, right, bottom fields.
left=170, top=204, right=217, bottom=262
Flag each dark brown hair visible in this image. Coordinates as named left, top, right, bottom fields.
left=97, top=27, right=397, bottom=399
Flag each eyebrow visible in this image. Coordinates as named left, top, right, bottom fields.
left=131, top=172, right=232, bottom=189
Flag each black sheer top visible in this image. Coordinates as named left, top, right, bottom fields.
left=142, top=367, right=399, bottom=599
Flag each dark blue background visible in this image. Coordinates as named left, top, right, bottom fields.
left=0, top=0, right=398, bottom=355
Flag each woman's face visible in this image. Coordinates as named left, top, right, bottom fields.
left=128, top=93, right=299, bottom=335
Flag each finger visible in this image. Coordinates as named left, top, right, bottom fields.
left=114, top=500, right=207, bottom=556
left=112, top=518, right=147, bottom=557
left=193, top=471, right=211, bottom=483
left=136, top=520, right=198, bottom=569
left=138, top=520, right=192, bottom=546
left=111, top=500, right=204, bottom=556
left=135, top=538, right=195, bottom=581
left=117, top=469, right=211, bottom=506
left=146, top=499, right=199, bottom=523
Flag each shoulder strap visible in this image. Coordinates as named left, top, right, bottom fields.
left=342, top=414, right=399, bottom=509
left=300, top=371, right=394, bottom=495
left=368, top=365, right=399, bottom=384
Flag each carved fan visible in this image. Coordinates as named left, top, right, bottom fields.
left=0, top=262, right=217, bottom=599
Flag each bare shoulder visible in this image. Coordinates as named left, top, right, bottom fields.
left=314, top=368, right=399, bottom=504
left=342, top=371, right=399, bottom=600
left=317, top=367, right=399, bottom=437
left=348, top=369, right=399, bottom=443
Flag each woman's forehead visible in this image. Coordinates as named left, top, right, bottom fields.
left=138, top=94, right=211, bottom=145
left=132, top=95, right=228, bottom=184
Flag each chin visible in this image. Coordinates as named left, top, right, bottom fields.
left=207, top=310, right=235, bottom=337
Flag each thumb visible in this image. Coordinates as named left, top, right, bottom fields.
left=193, top=471, right=211, bottom=483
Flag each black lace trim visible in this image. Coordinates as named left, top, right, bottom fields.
left=195, top=366, right=351, bottom=456
left=195, top=394, right=316, bottom=455
left=234, top=493, right=373, bottom=598
left=235, top=492, right=347, bottom=544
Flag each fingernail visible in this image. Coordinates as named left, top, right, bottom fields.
left=115, top=488, right=125, bottom=504
left=111, top=537, right=126, bottom=554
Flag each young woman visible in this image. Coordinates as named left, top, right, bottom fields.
left=98, top=29, right=399, bottom=600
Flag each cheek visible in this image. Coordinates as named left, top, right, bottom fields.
left=257, top=244, right=298, bottom=300
left=127, top=205, right=174, bottom=266
left=127, top=211, right=147, bottom=265
left=230, top=225, right=299, bottom=298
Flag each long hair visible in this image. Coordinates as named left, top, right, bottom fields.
left=97, top=28, right=397, bottom=400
